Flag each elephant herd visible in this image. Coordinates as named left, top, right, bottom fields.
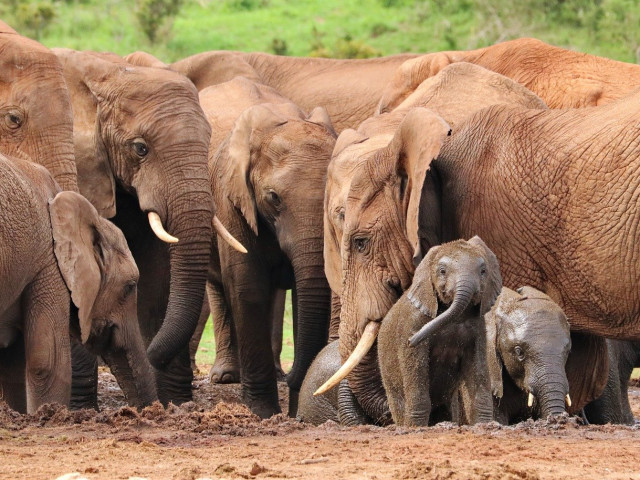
left=1, top=20, right=639, bottom=429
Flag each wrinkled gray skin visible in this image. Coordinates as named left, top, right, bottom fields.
left=486, top=287, right=571, bottom=424
left=0, top=154, right=156, bottom=412
left=583, top=340, right=640, bottom=425
left=297, top=341, right=370, bottom=425
left=378, top=237, right=501, bottom=427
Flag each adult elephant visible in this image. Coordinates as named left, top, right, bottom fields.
left=200, top=77, right=336, bottom=417
left=0, top=21, right=77, bottom=191
left=377, top=37, right=640, bottom=113
left=127, top=50, right=418, bottom=132
left=323, top=76, right=640, bottom=422
left=53, top=49, right=243, bottom=406
left=0, top=154, right=156, bottom=413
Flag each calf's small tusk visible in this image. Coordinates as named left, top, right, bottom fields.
left=528, top=392, right=534, bottom=407
left=148, top=211, right=179, bottom=243
left=565, top=394, right=572, bottom=408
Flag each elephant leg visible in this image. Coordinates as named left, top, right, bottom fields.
left=23, top=265, right=71, bottom=413
left=188, top=300, right=211, bottom=373
left=337, top=380, right=370, bottom=426
left=402, top=344, right=430, bottom=427
left=0, top=335, right=27, bottom=412
left=70, top=339, right=98, bottom=410
left=207, top=279, right=240, bottom=384
left=271, top=288, right=286, bottom=381
left=565, top=332, right=609, bottom=414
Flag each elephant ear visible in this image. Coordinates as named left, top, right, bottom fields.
left=405, top=245, right=440, bottom=319
left=388, top=108, right=451, bottom=264
left=306, top=106, right=337, bottom=137
left=53, top=49, right=116, bottom=218
left=484, top=291, right=506, bottom=398
left=49, top=191, right=107, bottom=343
left=223, top=104, right=288, bottom=235
left=332, top=129, right=369, bottom=159
left=468, top=236, right=503, bottom=317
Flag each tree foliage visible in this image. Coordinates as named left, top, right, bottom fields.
left=136, top=0, right=183, bottom=43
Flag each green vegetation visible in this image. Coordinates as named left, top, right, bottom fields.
left=1, top=0, right=638, bottom=63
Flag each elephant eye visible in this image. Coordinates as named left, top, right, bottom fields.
left=267, top=190, right=281, bottom=206
left=122, top=281, right=137, bottom=299
left=132, top=141, right=149, bottom=157
left=480, top=266, right=487, bottom=276
left=5, top=111, right=23, bottom=129
left=353, top=236, right=369, bottom=253
left=514, top=346, right=525, bottom=361
left=438, top=266, right=446, bottom=276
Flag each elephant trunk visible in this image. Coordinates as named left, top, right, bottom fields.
left=408, top=276, right=477, bottom=347
left=102, top=321, right=158, bottom=408
left=286, top=238, right=332, bottom=414
left=146, top=188, right=213, bottom=369
left=533, top=371, right=569, bottom=419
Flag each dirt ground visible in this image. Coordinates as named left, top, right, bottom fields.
left=1, top=371, right=640, bottom=480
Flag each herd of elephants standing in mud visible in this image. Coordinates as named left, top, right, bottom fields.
left=2, top=18, right=640, bottom=430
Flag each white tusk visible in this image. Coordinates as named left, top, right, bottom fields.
left=566, top=394, right=572, bottom=408
left=528, top=392, right=534, bottom=407
left=148, top=212, right=179, bottom=243
left=314, top=322, right=380, bottom=396
left=213, top=216, right=247, bottom=254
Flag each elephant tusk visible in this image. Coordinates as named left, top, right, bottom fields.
left=213, top=216, right=247, bottom=254
left=566, top=394, right=572, bottom=408
left=313, top=321, right=380, bottom=396
left=148, top=212, right=179, bottom=244
left=528, top=392, right=534, bottom=407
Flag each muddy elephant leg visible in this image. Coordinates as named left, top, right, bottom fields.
left=70, top=339, right=98, bottom=410
left=189, top=300, right=211, bottom=373
left=23, top=265, right=71, bottom=413
left=401, top=344, right=430, bottom=427
left=0, top=336, right=27, bottom=412
left=207, top=279, right=240, bottom=384
left=337, top=380, right=370, bottom=426
left=271, top=288, right=286, bottom=380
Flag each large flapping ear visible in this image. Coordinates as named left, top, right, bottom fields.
left=468, top=236, right=503, bottom=317
left=124, top=51, right=169, bottom=69
left=49, top=191, right=105, bottom=343
left=405, top=245, right=440, bottom=319
left=53, top=49, right=117, bottom=218
left=388, top=108, right=451, bottom=263
left=484, top=289, right=509, bottom=398
left=223, top=104, right=289, bottom=235
left=306, top=106, right=337, bottom=138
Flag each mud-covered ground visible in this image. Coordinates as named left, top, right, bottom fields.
left=1, top=371, right=640, bottom=480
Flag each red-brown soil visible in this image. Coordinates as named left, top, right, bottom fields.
left=1, top=370, right=640, bottom=480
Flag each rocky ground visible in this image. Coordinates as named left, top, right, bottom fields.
left=1, top=371, right=639, bottom=480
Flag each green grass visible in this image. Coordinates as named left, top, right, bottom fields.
left=195, top=290, right=295, bottom=371
left=4, top=0, right=640, bottom=63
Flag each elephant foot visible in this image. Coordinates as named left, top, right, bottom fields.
left=155, top=349, right=194, bottom=406
left=209, top=356, right=240, bottom=384
left=287, top=388, right=299, bottom=418
left=242, top=384, right=281, bottom=419
left=275, top=363, right=286, bottom=382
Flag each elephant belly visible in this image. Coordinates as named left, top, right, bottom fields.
left=0, top=299, right=22, bottom=349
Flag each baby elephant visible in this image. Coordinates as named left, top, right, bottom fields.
left=485, top=286, right=572, bottom=424
left=378, top=236, right=502, bottom=426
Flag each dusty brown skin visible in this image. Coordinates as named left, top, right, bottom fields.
left=0, top=21, right=77, bottom=191
left=378, top=237, right=500, bottom=427
left=0, top=154, right=155, bottom=413
left=486, top=287, right=571, bottom=424
left=325, top=65, right=547, bottom=424
left=53, top=49, right=214, bottom=406
left=378, top=37, right=640, bottom=113
left=201, top=77, right=336, bottom=417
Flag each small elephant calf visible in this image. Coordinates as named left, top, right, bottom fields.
left=485, top=286, right=572, bottom=424
left=378, top=236, right=502, bottom=427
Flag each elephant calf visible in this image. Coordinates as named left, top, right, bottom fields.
left=485, top=287, right=572, bottom=424
left=378, top=236, right=502, bottom=427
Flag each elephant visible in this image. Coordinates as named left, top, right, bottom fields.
left=377, top=237, right=500, bottom=427
left=485, top=287, right=572, bottom=424
left=126, top=49, right=419, bottom=132
left=318, top=63, right=547, bottom=424
left=200, top=77, right=337, bottom=417
left=0, top=21, right=76, bottom=191
left=377, top=37, right=640, bottom=114
left=0, top=154, right=156, bottom=413
left=583, top=340, right=640, bottom=425
left=51, top=49, right=243, bottom=406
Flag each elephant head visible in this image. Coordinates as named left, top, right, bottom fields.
left=51, top=49, right=242, bottom=369
left=486, top=286, right=572, bottom=419
left=215, top=101, right=337, bottom=394
left=0, top=21, right=77, bottom=191
left=49, top=191, right=157, bottom=407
